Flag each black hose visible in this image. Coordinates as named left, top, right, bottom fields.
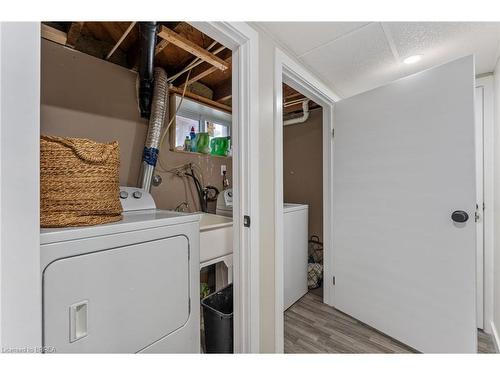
left=186, top=168, right=207, bottom=212
left=138, top=22, right=158, bottom=119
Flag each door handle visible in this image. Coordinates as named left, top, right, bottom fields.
left=69, top=300, right=88, bottom=343
left=451, top=210, right=469, bottom=223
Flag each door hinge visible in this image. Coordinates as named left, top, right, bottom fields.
left=188, top=298, right=191, bottom=314
left=475, top=212, right=480, bottom=222
left=332, top=128, right=335, bottom=138
left=332, top=276, right=336, bottom=286
left=244, top=215, right=251, bottom=228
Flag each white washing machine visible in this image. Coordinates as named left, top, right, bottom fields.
left=40, top=186, right=200, bottom=353
left=283, top=203, right=308, bottom=311
left=216, top=188, right=233, bottom=217
left=216, top=196, right=308, bottom=310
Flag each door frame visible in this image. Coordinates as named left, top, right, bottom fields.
left=273, top=48, right=339, bottom=352
left=475, top=83, right=484, bottom=329
left=184, top=22, right=261, bottom=353
left=0, top=22, right=42, bottom=350
left=475, top=74, right=494, bottom=335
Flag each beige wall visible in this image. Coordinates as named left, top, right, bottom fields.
left=283, top=108, right=323, bottom=240
left=40, top=39, right=231, bottom=213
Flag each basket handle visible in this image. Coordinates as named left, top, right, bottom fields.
left=42, top=136, right=118, bottom=163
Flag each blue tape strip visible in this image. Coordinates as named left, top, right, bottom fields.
left=142, top=147, right=159, bottom=166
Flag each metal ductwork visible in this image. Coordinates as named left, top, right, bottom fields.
left=139, top=67, right=169, bottom=192
left=138, top=21, right=158, bottom=119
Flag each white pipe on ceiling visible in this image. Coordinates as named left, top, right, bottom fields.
left=283, top=100, right=310, bottom=126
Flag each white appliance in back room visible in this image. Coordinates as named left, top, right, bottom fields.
left=216, top=188, right=233, bottom=217
left=40, top=186, right=200, bottom=353
left=219, top=190, right=309, bottom=310
left=218, top=191, right=308, bottom=310
left=283, top=203, right=308, bottom=311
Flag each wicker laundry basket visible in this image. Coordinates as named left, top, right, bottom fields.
left=40, top=135, right=122, bottom=227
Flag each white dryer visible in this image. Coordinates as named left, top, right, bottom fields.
left=41, top=186, right=200, bottom=353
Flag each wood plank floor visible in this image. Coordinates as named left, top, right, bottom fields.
left=284, top=292, right=497, bottom=354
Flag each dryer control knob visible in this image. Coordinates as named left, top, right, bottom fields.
left=133, top=191, right=142, bottom=199
left=119, top=191, right=128, bottom=199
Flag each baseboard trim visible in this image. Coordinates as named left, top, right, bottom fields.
left=491, top=321, right=500, bottom=353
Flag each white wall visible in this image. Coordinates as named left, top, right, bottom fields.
left=0, top=22, right=42, bottom=350
left=493, top=59, right=500, bottom=351
left=256, top=29, right=276, bottom=353
left=250, top=24, right=337, bottom=352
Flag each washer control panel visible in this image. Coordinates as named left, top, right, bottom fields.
left=119, top=186, right=156, bottom=212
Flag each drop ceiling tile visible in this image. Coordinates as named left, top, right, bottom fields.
left=300, top=22, right=400, bottom=97
left=260, top=21, right=500, bottom=99
left=258, top=22, right=370, bottom=56
left=384, top=22, right=500, bottom=74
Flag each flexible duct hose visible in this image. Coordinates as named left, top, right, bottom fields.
left=139, top=67, right=168, bottom=192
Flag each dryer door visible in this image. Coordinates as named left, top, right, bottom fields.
left=43, top=236, right=190, bottom=353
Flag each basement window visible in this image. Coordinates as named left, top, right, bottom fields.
left=175, top=115, right=201, bottom=148
left=206, top=121, right=230, bottom=138
left=172, top=94, right=231, bottom=156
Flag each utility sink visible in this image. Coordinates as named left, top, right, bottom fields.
left=199, top=213, right=233, bottom=265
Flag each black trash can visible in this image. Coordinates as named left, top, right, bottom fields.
left=201, top=283, right=233, bottom=353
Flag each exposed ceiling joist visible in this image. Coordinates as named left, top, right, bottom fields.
left=283, top=83, right=319, bottom=114
left=157, top=26, right=230, bottom=71
left=41, top=21, right=233, bottom=112
left=155, top=22, right=185, bottom=57
left=106, top=21, right=137, bottom=60
left=185, top=65, right=218, bottom=86
left=182, top=55, right=232, bottom=88
left=170, top=86, right=232, bottom=113
left=66, top=22, right=85, bottom=48
left=213, top=80, right=232, bottom=103
left=155, top=38, right=169, bottom=55
left=169, top=44, right=225, bottom=83
left=284, top=91, right=304, bottom=101
left=217, top=94, right=232, bottom=103
left=41, top=24, right=67, bottom=45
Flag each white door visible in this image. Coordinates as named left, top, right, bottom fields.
left=474, top=85, right=484, bottom=329
left=332, top=56, right=477, bottom=353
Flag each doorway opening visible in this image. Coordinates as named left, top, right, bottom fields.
left=31, top=21, right=260, bottom=353
left=282, top=83, right=324, bottom=302
left=273, top=48, right=338, bottom=352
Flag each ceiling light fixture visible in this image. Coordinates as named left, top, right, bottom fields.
left=403, top=55, right=423, bottom=64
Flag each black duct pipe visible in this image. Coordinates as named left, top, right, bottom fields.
left=138, top=21, right=158, bottom=119
left=186, top=168, right=207, bottom=212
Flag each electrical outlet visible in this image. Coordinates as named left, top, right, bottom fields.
left=221, top=165, right=227, bottom=176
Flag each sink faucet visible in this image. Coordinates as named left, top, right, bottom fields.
left=175, top=202, right=189, bottom=212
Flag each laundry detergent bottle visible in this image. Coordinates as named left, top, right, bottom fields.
left=189, top=126, right=197, bottom=152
